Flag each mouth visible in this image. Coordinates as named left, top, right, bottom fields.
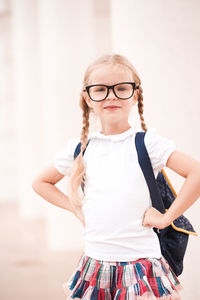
left=104, top=106, right=121, bottom=109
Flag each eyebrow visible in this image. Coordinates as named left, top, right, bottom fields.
left=87, top=81, right=135, bottom=86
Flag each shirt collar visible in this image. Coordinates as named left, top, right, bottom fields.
left=88, top=126, right=136, bottom=142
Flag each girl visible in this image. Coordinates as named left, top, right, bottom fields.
left=32, top=54, right=200, bottom=299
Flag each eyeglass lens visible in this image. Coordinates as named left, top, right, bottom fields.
left=89, top=83, right=134, bottom=101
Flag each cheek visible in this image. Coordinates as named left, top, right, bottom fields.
left=92, top=103, right=103, bottom=114
left=123, top=101, right=134, bottom=111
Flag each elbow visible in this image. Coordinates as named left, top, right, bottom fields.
left=32, top=178, right=41, bottom=193
left=188, top=164, right=200, bottom=178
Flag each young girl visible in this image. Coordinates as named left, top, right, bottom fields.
left=32, top=54, right=200, bottom=299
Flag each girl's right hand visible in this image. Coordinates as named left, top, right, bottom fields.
left=73, top=206, right=85, bottom=227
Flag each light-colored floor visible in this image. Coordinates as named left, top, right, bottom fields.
left=0, top=202, right=82, bottom=300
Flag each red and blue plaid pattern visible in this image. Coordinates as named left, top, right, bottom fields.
left=63, top=252, right=182, bottom=299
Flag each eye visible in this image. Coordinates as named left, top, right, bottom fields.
left=92, top=86, right=106, bottom=93
left=96, top=87, right=106, bottom=92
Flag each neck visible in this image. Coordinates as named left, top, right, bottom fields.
left=100, top=124, right=132, bottom=136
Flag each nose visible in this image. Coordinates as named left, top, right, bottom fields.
left=106, top=87, right=116, bottom=100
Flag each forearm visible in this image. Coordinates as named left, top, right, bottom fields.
left=164, top=168, right=200, bottom=226
left=32, top=181, right=75, bottom=213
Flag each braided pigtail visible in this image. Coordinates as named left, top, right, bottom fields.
left=67, top=94, right=91, bottom=210
left=137, top=85, right=147, bottom=131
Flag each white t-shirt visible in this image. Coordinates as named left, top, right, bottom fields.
left=54, top=126, right=176, bottom=261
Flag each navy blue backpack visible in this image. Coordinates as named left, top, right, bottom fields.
left=73, top=131, right=197, bottom=276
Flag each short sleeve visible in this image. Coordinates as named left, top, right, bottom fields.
left=54, top=137, right=80, bottom=176
left=144, top=128, right=176, bottom=172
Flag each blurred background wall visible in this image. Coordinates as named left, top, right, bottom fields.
left=0, top=0, right=199, bottom=299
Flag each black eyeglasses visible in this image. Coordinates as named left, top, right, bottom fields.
left=84, top=82, right=139, bottom=102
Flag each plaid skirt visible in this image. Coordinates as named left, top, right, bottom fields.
left=63, top=252, right=183, bottom=300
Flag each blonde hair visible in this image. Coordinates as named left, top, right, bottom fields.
left=67, top=54, right=147, bottom=211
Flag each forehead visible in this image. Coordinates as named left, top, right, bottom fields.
left=88, top=64, right=133, bottom=85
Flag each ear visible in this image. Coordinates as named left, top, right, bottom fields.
left=132, top=88, right=139, bottom=105
left=83, top=92, right=93, bottom=109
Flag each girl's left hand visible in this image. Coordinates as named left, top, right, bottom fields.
left=142, top=207, right=169, bottom=229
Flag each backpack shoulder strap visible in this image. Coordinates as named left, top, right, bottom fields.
left=73, top=139, right=91, bottom=192
left=135, top=131, right=165, bottom=213
left=74, top=139, right=91, bottom=160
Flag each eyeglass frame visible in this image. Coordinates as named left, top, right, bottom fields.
left=83, top=81, right=139, bottom=102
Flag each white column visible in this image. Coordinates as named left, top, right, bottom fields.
left=10, top=0, right=44, bottom=218
left=0, top=1, right=17, bottom=203
left=38, top=0, right=97, bottom=251
left=92, top=0, right=112, bottom=56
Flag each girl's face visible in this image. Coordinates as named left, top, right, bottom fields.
left=83, top=64, right=138, bottom=128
